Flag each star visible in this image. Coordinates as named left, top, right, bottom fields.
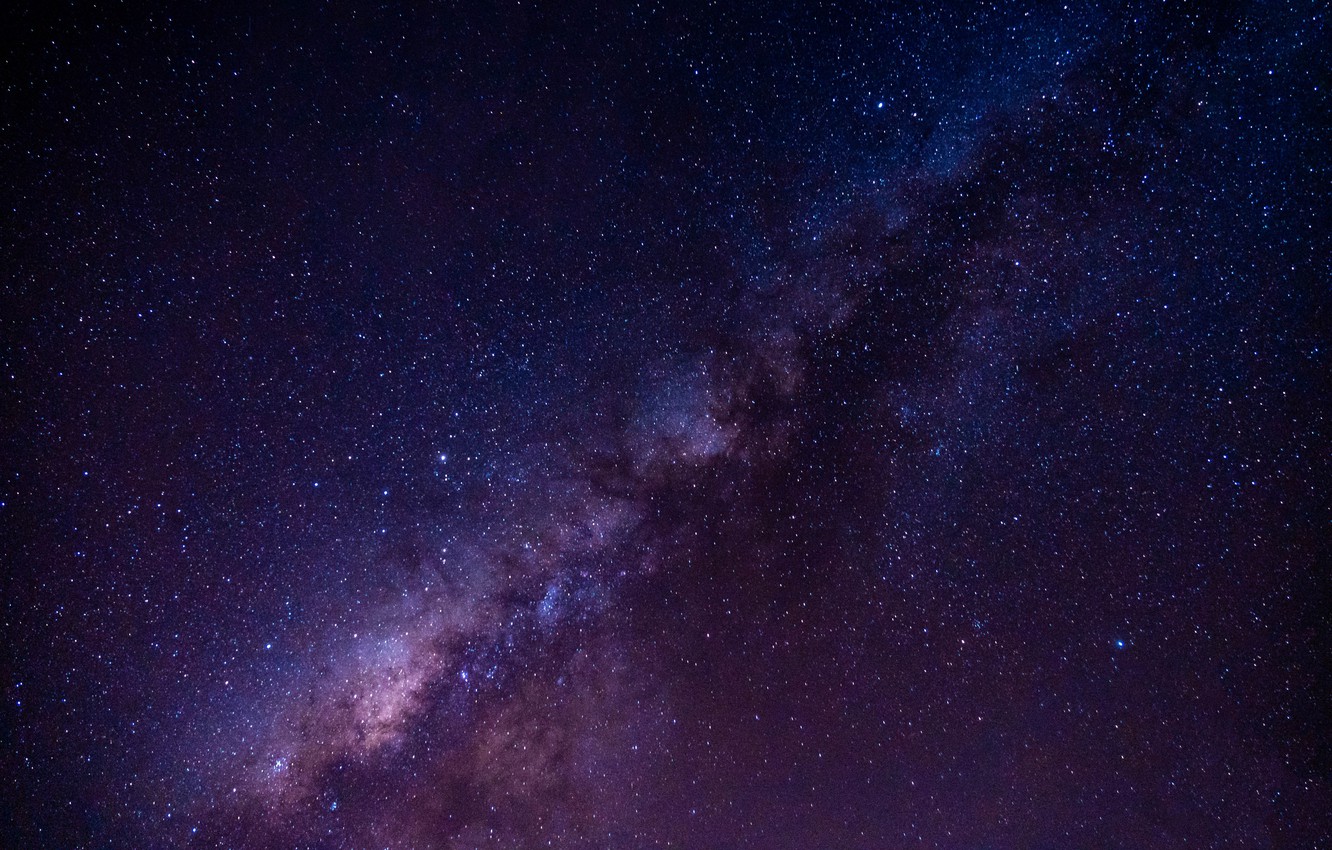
left=6, top=3, right=1321, bottom=848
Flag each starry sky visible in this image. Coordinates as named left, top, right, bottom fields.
left=3, top=1, right=1329, bottom=848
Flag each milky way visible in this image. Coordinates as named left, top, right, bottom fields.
left=3, top=2, right=1329, bottom=848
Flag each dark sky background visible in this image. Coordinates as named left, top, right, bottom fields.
left=2, top=1, right=1329, bottom=848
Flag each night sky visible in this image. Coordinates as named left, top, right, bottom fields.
left=3, top=1, right=1329, bottom=848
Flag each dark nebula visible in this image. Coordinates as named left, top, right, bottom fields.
left=3, top=1, right=1328, bottom=848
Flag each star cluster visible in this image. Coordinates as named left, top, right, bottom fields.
left=2, top=1, right=1328, bottom=848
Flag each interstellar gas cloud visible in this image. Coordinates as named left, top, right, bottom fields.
left=3, top=1, right=1328, bottom=848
